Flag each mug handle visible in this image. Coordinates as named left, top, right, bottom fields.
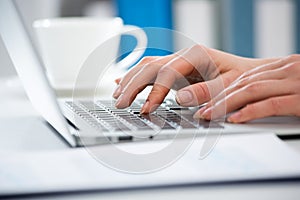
left=115, top=25, right=147, bottom=70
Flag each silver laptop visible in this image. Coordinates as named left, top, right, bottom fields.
left=1, top=0, right=299, bottom=147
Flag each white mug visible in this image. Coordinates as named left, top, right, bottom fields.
left=33, top=17, right=147, bottom=91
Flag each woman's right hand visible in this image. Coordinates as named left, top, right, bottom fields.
left=113, top=45, right=278, bottom=114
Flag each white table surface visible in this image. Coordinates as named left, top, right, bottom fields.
left=1, top=76, right=300, bottom=200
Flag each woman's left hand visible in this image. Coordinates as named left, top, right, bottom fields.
left=196, top=54, right=300, bottom=123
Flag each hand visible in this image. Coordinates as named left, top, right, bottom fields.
left=197, top=54, right=300, bottom=123
left=113, top=45, right=277, bottom=114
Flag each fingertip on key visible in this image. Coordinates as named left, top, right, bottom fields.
left=113, top=85, right=122, bottom=99
left=193, top=107, right=212, bottom=120
left=140, top=101, right=150, bottom=114
left=115, top=94, right=128, bottom=109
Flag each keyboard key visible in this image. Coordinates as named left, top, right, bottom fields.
left=65, top=99, right=222, bottom=134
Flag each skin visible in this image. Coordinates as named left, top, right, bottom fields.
left=113, top=44, right=300, bottom=123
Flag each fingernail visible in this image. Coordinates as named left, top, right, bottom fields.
left=198, top=106, right=207, bottom=115
left=193, top=111, right=202, bottom=119
left=115, top=94, right=124, bottom=108
left=227, top=112, right=242, bottom=123
left=113, top=85, right=122, bottom=99
left=176, top=90, right=193, bottom=105
left=197, top=108, right=212, bottom=119
left=140, top=101, right=150, bottom=114
left=194, top=107, right=210, bottom=119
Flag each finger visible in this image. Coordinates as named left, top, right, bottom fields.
left=206, top=67, right=287, bottom=107
left=115, top=62, right=163, bottom=108
left=140, top=84, right=170, bottom=113
left=139, top=48, right=205, bottom=113
left=235, top=56, right=296, bottom=83
left=115, top=49, right=189, bottom=107
left=140, top=57, right=194, bottom=113
left=113, top=50, right=190, bottom=99
left=237, top=66, right=286, bottom=84
left=113, top=56, right=162, bottom=98
left=198, top=79, right=294, bottom=120
left=140, top=45, right=220, bottom=113
left=227, top=95, right=300, bottom=123
left=116, top=84, right=149, bottom=109
left=175, top=71, right=234, bottom=106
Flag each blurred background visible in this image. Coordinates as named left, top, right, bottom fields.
left=1, top=0, right=299, bottom=78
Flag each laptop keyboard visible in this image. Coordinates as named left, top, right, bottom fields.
left=65, top=99, right=223, bottom=132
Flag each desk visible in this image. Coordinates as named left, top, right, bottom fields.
left=1, top=77, right=300, bottom=200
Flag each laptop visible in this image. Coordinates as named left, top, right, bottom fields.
left=1, top=0, right=299, bottom=148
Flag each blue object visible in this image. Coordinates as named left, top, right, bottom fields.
left=221, top=0, right=255, bottom=57
left=115, top=0, right=174, bottom=64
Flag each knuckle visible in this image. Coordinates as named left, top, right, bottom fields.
left=244, top=82, right=260, bottom=93
left=223, top=76, right=236, bottom=88
left=286, top=54, right=300, bottom=62
left=235, top=77, right=250, bottom=89
left=238, top=70, right=253, bottom=80
left=140, top=56, right=156, bottom=65
left=244, top=104, right=257, bottom=116
left=284, top=62, right=300, bottom=73
left=194, top=83, right=208, bottom=101
left=141, top=62, right=157, bottom=72
left=188, top=44, right=207, bottom=56
left=268, top=98, right=282, bottom=115
left=158, top=65, right=173, bottom=75
left=191, top=44, right=204, bottom=51
left=141, top=59, right=167, bottom=73
left=241, top=71, right=250, bottom=77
